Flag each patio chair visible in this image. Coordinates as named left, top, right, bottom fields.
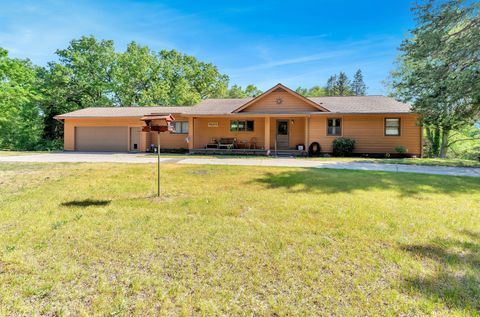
left=249, top=137, right=257, bottom=149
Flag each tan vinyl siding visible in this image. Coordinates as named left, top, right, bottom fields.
left=63, top=114, right=189, bottom=151
left=192, top=117, right=266, bottom=149
left=240, top=91, right=320, bottom=113
left=308, top=114, right=421, bottom=155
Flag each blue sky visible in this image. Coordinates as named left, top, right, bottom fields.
left=0, top=0, right=415, bottom=95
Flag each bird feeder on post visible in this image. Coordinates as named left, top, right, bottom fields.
left=140, top=114, right=175, bottom=197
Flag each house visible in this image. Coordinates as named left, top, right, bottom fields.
left=55, top=83, right=422, bottom=157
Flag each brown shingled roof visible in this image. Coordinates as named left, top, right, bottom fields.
left=182, top=98, right=253, bottom=115
left=54, top=106, right=191, bottom=119
left=308, top=96, right=412, bottom=113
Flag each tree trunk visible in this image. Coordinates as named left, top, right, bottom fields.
left=439, top=129, right=450, bottom=158
left=433, top=127, right=441, bottom=157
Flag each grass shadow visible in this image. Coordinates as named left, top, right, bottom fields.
left=401, top=233, right=480, bottom=313
left=61, top=199, right=111, bottom=207
left=250, top=168, right=480, bottom=197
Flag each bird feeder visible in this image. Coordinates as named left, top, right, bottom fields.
left=140, top=114, right=175, bottom=197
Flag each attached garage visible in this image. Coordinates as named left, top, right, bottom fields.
left=74, top=126, right=128, bottom=152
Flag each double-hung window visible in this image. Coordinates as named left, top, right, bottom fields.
left=385, top=118, right=400, bottom=136
left=327, top=118, right=342, bottom=136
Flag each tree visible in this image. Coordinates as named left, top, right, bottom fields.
left=39, top=36, right=117, bottom=140
left=225, top=84, right=262, bottom=98
left=351, top=69, right=367, bottom=96
left=295, top=86, right=326, bottom=97
left=112, top=42, right=166, bottom=106
left=244, top=84, right=262, bottom=97
left=0, top=48, right=44, bottom=150
left=326, top=75, right=338, bottom=96
left=390, top=0, right=480, bottom=158
left=157, top=49, right=229, bottom=105
left=336, top=72, right=351, bottom=96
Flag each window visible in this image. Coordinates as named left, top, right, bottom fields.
left=230, top=120, right=254, bottom=132
left=172, top=121, right=188, bottom=134
left=385, top=118, right=400, bottom=136
left=327, top=118, right=342, bottom=136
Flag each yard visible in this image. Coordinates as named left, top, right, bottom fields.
left=0, top=162, right=479, bottom=315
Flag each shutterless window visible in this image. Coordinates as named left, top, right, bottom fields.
left=230, top=120, right=254, bottom=132
left=385, top=118, right=400, bottom=136
left=327, top=118, right=342, bottom=136
left=172, top=121, right=188, bottom=134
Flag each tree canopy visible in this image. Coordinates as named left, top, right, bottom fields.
left=390, top=0, right=480, bottom=157
left=0, top=35, right=255, bottom=149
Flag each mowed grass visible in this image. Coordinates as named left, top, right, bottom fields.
left=307, top=156, right=480, bottom=168
left=0, top=163, right=479, bottom=316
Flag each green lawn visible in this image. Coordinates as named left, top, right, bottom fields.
left=308, top=157, right=480, bottom=168
left=0, top=163, right=479, bottom=315
left=0, top=150, right=51, bottom=156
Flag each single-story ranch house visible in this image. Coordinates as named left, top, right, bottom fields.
left=55, top=83, right=422, bottom=157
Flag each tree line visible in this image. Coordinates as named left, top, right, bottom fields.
left=0, top=36, right=263, bottom=150
left=295, top=69, right=367, bottom=97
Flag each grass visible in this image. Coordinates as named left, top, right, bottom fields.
left=0, top=150, right=53, bottom=156
left=0, top=162, right=479, bottom=315
left=308, top=156, right=480, bottom=167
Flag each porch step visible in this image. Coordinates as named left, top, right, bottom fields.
left=272, top=150, right=306, bottom=158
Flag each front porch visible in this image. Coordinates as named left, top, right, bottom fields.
left=187, top=116, right=311, bottom=154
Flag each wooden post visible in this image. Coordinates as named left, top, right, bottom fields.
left=157, top=132, right=160, bottom=197
left=264, top=117, right=270, bottom=151
left=188, top=117, right=194, bottom=150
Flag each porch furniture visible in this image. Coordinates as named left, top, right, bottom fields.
left=206, top=138, right=219, bottom=149
left=249, top=137, right=258, bottom=149
left=218, top=138, right=236, bottom=149
left=237, top=140, right=249, bottom=149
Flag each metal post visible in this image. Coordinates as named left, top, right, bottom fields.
left=157, top=132, right=160, bottom=197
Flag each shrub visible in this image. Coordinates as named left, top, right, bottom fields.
left=332, top=138, right=356, bottom=157
left=394, top=146, right=408, bottom=155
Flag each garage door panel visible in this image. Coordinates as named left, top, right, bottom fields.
left=75, top=127, right=128, bottom=151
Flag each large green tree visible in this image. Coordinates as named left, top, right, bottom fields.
left=351, top=69, right=367, bottom=96
left=38, top=36, right=231, bottom=142
left=391, top=0, right=480, bottom=157
left=295, top=85, right=326, bottom=97
left=336, top=72, right=351, bottom=96
left=0, top=48, right=44, bottom=150
left=224, top=84, right=262, bottom=98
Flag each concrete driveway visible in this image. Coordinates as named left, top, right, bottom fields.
left=1, top=152, right=479, bottom=177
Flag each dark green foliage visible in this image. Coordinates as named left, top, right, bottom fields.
left=336, top=72, right=351, bottom=96
left=390, top=0, right=480, bottom=158
left=351, top=69, right=367, bottom=96
left=295, top=85, right=326, bottom=97
left=225, top=84, right=262, bottom=98
left=332, top=137, right=356, bottom=156
left=0, top=48, right=44, bottom=150
left=1, top=35, right=234, bottom=149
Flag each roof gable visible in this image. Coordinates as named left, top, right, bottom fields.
left=233, top=83, right=328, bottom=113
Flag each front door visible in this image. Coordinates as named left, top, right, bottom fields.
left=276, top=120, right=289, bottom=150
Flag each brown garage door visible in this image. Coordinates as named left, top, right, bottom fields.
left=75, top=127, right=128, bottom=152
